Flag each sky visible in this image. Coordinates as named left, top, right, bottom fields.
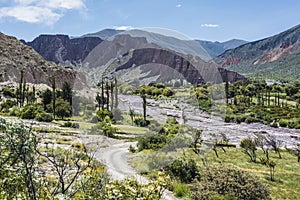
left=0, top=0, right=299, bottom=42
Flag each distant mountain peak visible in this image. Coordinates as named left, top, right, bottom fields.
left=81, top=29, right=124, bottom=40
left=196, top=39, right=248, bottom=58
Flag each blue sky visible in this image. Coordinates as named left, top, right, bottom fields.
left=0, top=0, right=299, bottom=42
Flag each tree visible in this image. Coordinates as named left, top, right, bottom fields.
left=62, top=82, right=73, bottom=107
left=266, top=134, right=282, bottom=159
left=141, top=89, right=147, bottom=121
left=128, top=108, right=135, bottom=125
left=268, top=160, right=276, bottom=181
left=51, top=76, right=56, bottom=118
left=37, top=145, right=92, bottom=198
left=55, top=97, right=71, bottom=119
left=114, top=77, right=118, bottom=109
left=96, top=92, right=105, bottom=111
left=254, top=134, right=270, bottom=161
left=0, top=118, right=39, bottom=199
left=41, top=88, right=52, bottom=110
left=240, top=138, right=257, bottom=162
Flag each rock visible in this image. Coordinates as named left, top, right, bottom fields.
left=0, top=32, right=85, bottom=89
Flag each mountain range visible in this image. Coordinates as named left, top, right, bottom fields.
left=0, top=32, right=85, bottom=88
left=215, top=24, right=300, bottom=81
left=81, top=33, right=245, bottom=86
left=197, top=39, right=248, bottom=58
left=2, top=23, right=299, bottom=88
left=22, top=35, right=103, bottom=66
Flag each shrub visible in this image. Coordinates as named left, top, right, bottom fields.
left=1, top=87, right=15, bottom=98
left=61, top=121, right=80, bottom=128
left=192, top=165, right=271, bottom=200
left=279, top=119, right=288, bottom=128
left=134, top=118, right=150, bottom=127
left=0, top=99, right=17, bottom=112
left=97, top=109, right=113, bottom=122
left=9, top=106, right=21, bottom=117
left=20, top=104, right=42, bottom=119
left=165, top=157, right=200, bottom=183
left=137, top=133, right=167, bottom=151
left=35, top=111, right=54, bottom=122
left=173, top=181, right=190, bottom=197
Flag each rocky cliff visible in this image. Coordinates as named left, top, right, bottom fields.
left=24, top=34, right=103, bottom=65
left=0, top=32, right=85, bottom=88
left=115, top=48, right=246, bottom=84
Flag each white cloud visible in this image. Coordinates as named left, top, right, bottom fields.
left=0, top=0, right=85, bottom=25
left=176, top=4, right=182, bottom=8
left=0, top=6, right=61, bottom=25
left=14, top=0, right=39, bottom=5
left=114, top=26, right=134, bottom=31
left=44, top=0, right=85, bottom=10
left=201, top=24, right=219, bottom=28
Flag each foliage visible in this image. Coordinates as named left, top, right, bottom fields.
left=35, top=111, right=54, bottom=122
left=0, top=118, right=38, bottom=199
left=240, top=138, right=257, bottom=162
left=165, top=157, right=200, bottom=183
left=103, top=173, right=167, bottom=200
left=61, top=121, right=80, bottom=128
left=41, top=88, right=52, bottom=111
left=137, top=133, right=167, bottom=151
left=96, top=109, right=113, bottom=122
left=173, top=181, right=191, bottom=198
left=100, top=116, right=117, bottom=137
left=0, top=99, right=17, bottom=112
left=20, top=103, right=43, bottom=119
left=134, top=118, right=150, bottom=127
left=192, top=165, right=271, bottom=200
left=136, top=84, right=174, bottom=97
left=1, top=87, right=15, bottom=98
left=54, top=97, right=72, bottom=119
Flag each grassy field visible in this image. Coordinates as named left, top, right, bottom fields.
left=188, top=147, right=300, bottom=200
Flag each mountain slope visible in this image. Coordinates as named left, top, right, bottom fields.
left=197, top=39, right=248, bottom=58
left=81, top=29, right=124, bottom=40
left=214, top=24, right=300, bottom=80
left=24, top=34, right=103, bottom=65
left=81, top=34, right=245, bottom=86
left=0, top=32, right=84, bottom=88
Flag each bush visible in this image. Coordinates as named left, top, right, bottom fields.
left=9, top=106, right=21, bottom=116
left=279, top=119, right=288, bottom=128
left=134, top=118, right=150, bottom=127
left=20, top=104, right=42, bottom=119
left=165, top=158, right=200, bottom=183
left=137, top=133, right=167, bottom=151
left=61, top=121, right=80, bottom=128
left=0, top=99, right=17, bottom=112
left=192, top=165, right=271, bottom=200
left=35, top=111, right=54, bottom=122
left=1, top=87, right=15, bottom=98
left=173, top=181, right=190, bottom=197
left=97, top=109, right=113, bottom=122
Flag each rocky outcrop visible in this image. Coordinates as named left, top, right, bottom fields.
left=24, top=34, right=103, bottom=65
left=0, top=32, right=85, bottom=88
left=115, top=48, right=246, bottom=84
